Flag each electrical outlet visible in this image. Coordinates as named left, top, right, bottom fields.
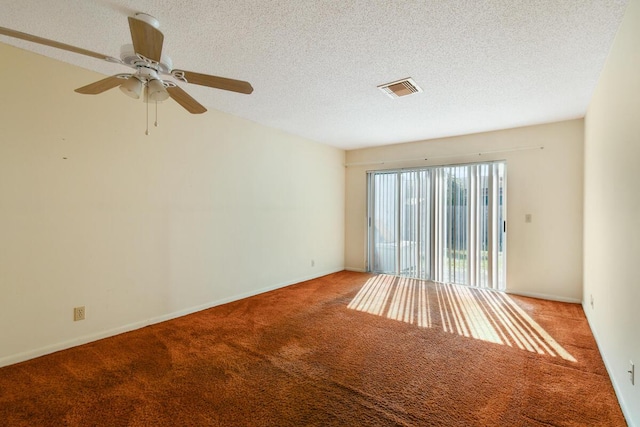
left=590, top=294, right=594, bottom=309
left=311, top=259, right=315, bottom=267
left=74, top=306, right=85, bottom=321
left=629, top=361, right=635, bottom=385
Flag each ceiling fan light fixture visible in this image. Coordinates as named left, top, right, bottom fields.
left=119, top=76, right=143, bottom=99
left=147, top=79, right=170, bottom=102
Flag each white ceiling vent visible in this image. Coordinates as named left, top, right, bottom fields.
left=378, top=77, right=423, bottom=99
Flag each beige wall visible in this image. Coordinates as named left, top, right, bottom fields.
left=345, top=120, right=584, bottom=302
left=584, top=0, right=640, bottom=424
left=0, top=43, right=345, bottom=366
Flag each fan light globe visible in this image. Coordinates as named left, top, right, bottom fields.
left=148, top=79, right=170, bottom=102
left=120, top=77, right=142, bottom=99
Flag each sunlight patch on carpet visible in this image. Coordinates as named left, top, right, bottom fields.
left=348, top=275, right=576, bottom=362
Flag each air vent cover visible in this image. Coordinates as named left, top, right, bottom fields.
left=378, top=77, right=422, bottom=99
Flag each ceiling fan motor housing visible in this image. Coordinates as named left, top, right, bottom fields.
left=119, top=44, right=173, bottom=74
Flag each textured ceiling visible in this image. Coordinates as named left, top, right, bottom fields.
left=0, top=0, right=629, bottom=149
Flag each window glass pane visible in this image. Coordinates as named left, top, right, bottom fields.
left=371, top=173, right=398, bottom=274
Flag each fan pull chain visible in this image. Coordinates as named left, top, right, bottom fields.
left=155, top=100, right=158, bottom=128
left=145, top=86, right=150, bottom=136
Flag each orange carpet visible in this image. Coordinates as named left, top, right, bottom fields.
left=0, top=271, right=626, bottom=426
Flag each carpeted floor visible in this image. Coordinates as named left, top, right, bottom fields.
left=0, top=271, right=627, bottom=426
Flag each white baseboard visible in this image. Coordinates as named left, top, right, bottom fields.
left=344, top=267, right=367, bottom=273
left=505, top=289, right=581, bottom=304
left=0, top=268, right=343, bottom=368
left=582, top=306, right=636, bottom=427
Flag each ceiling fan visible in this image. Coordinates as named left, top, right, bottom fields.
left=0, top=13, right=253, bottom=115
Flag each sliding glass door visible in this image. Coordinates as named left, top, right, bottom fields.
left=368, top=162, right=506, bottom=290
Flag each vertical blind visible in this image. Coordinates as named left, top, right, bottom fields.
left=368, top=162, right=506, bottom=290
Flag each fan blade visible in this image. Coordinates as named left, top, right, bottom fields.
left=128, top=16, right=163, bottom=62
left=166, top=86, right=207, bottom=114
left=75, top=75, right=127, bottom=95
left=173, top=70, right=253, bottom=94
left=0, top=26, right=111, bottom=60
